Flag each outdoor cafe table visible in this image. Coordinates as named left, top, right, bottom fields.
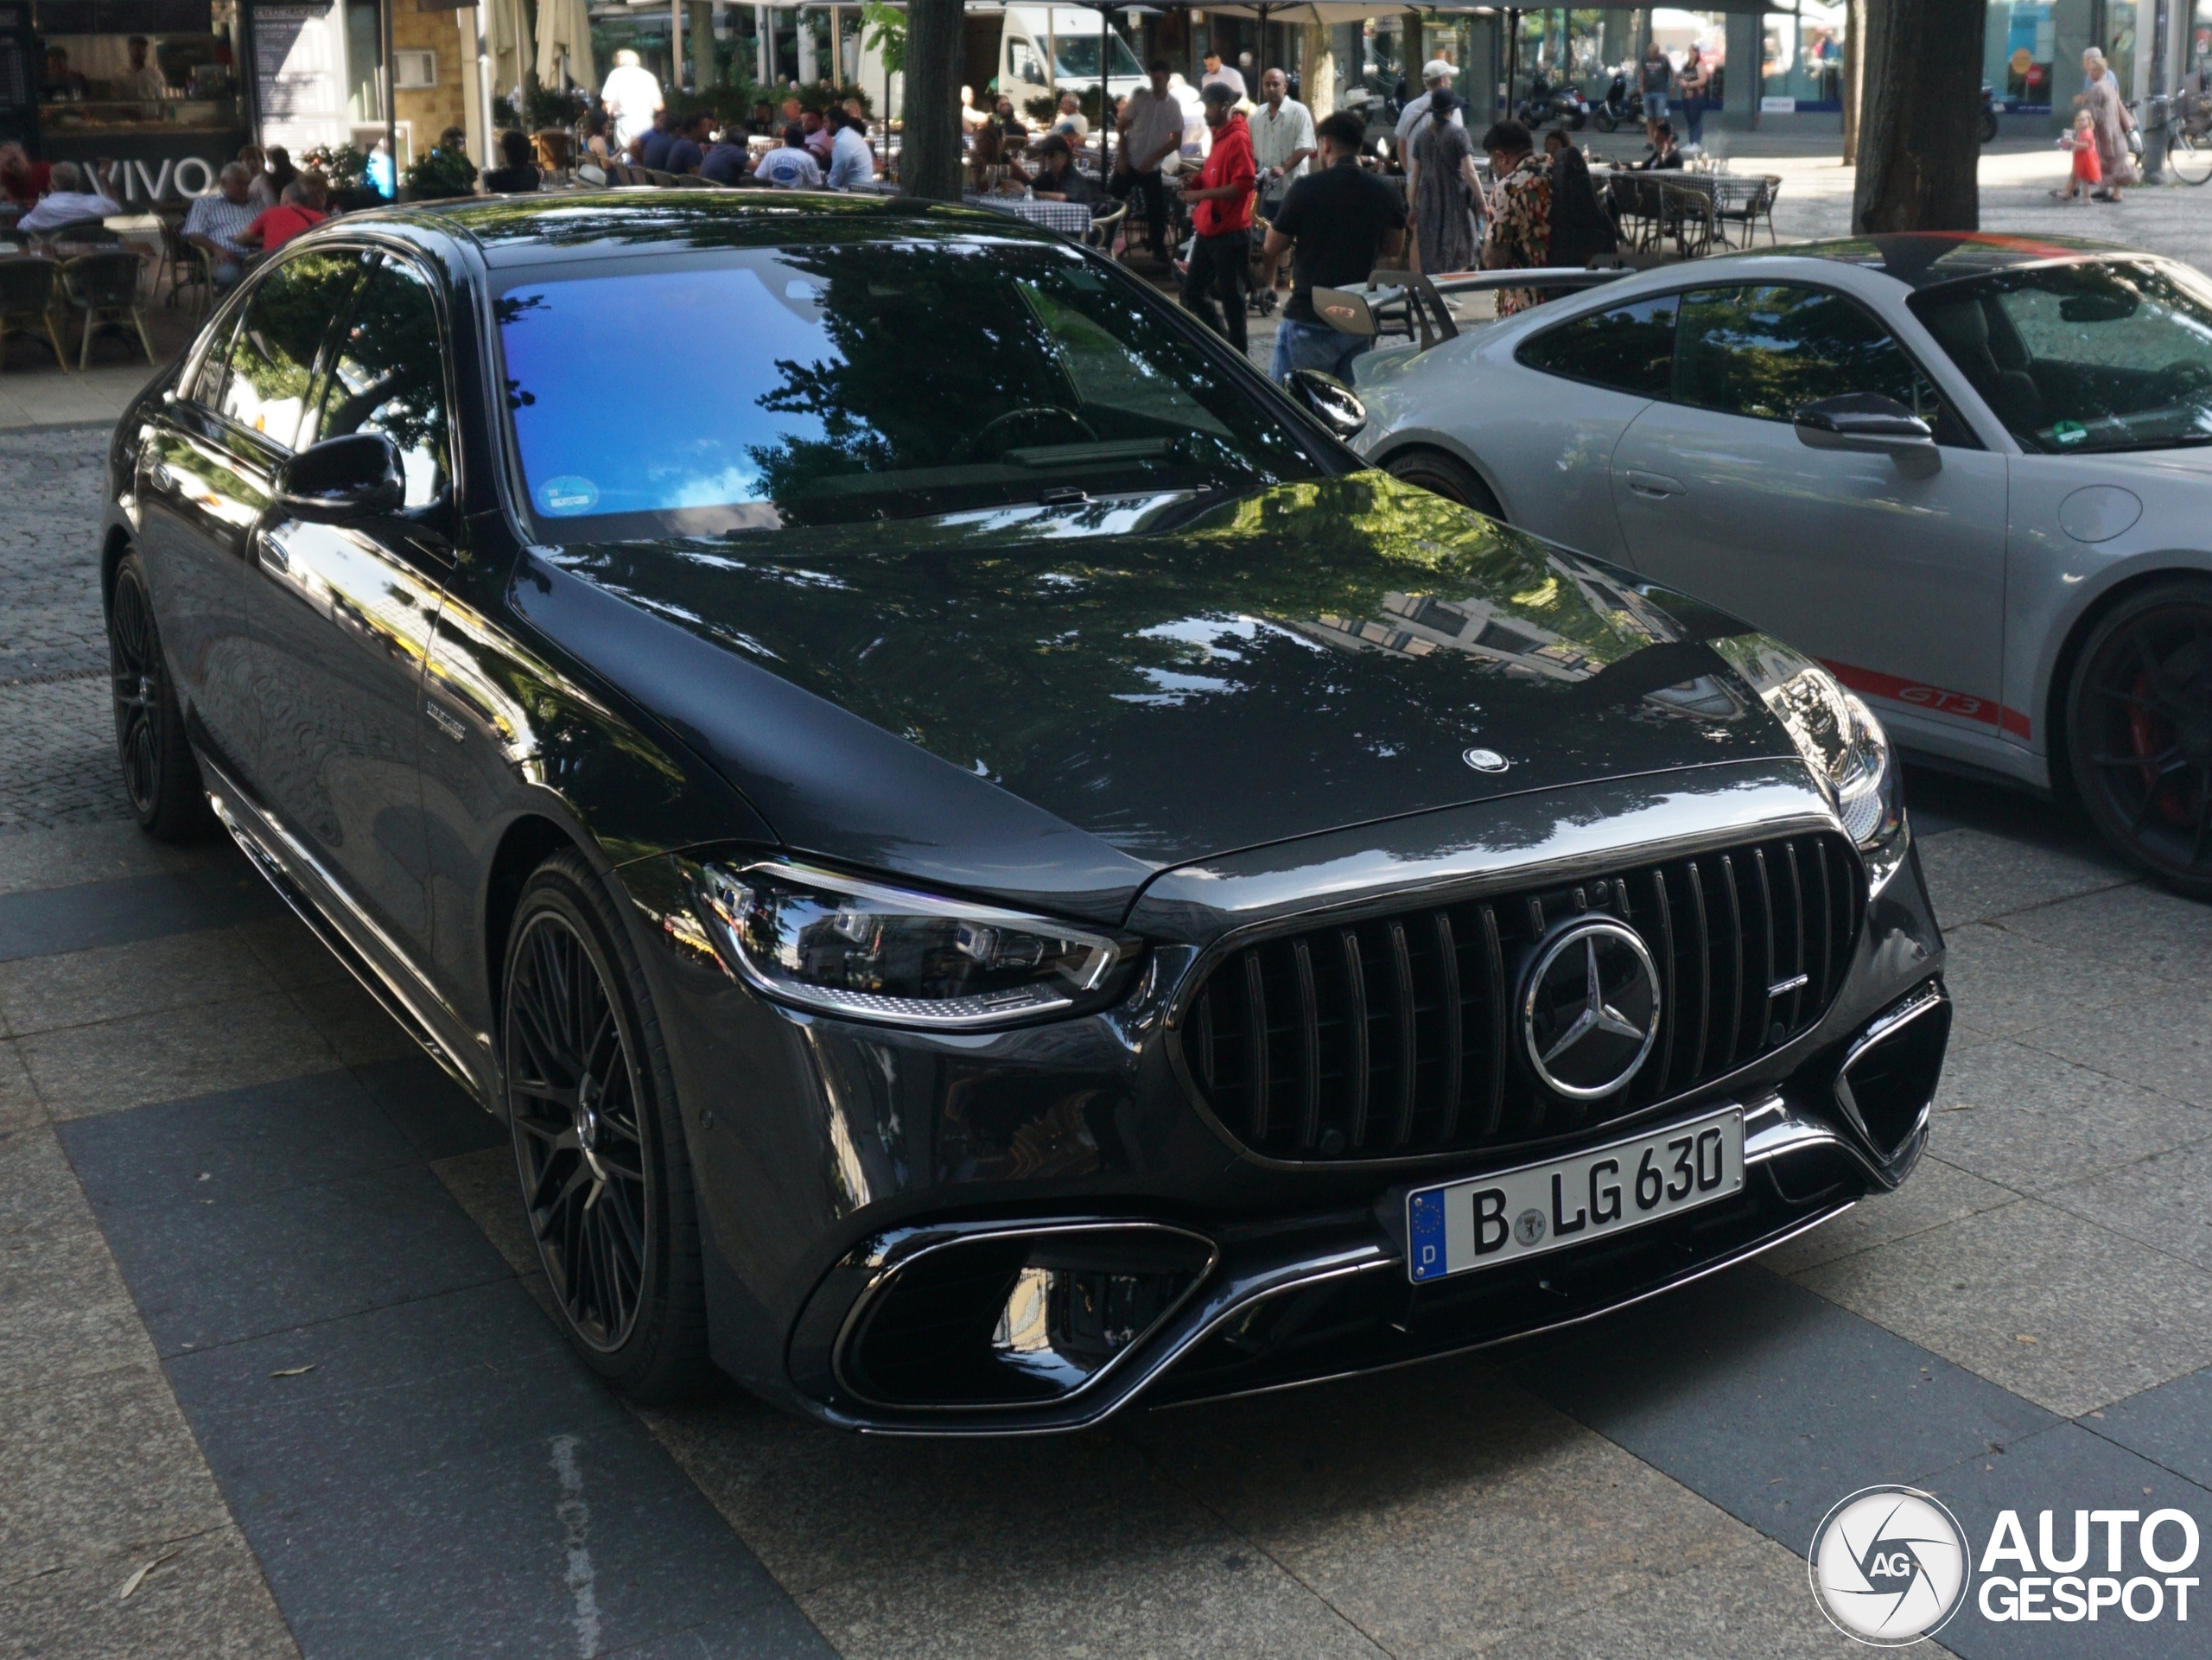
left=962, top=194, right=1095, bottom=235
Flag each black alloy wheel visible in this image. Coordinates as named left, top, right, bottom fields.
left=2066, top=579, right=2212, bottom=899
left=1384, top=449, right=1506, bottom=520
left=107, top=552, right=210, bottom=840
left=504, top=850, right=709, bottom=1399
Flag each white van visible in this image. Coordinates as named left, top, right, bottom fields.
left=993, top=5, right=1146, bottom=117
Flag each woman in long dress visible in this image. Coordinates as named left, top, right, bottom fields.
left=2078, top=46, right=2138, bottom=201
left=1407, top=89, right=1481, bottom=276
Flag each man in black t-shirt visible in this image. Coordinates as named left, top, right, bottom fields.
left=1261, top=111, right=1407, bottom=385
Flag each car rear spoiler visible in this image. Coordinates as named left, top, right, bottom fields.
left=1313, top=266, right=1637, bottom=352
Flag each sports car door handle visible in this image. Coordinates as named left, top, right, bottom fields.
left=1624, top=470, right=1687, bottom=499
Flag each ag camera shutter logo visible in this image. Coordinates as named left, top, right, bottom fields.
left=1808, top=1485, right=1971, bottom=1644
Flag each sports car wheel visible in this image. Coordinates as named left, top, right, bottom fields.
left=107, top=552, right=210, bottom=840
left=505, top=850, right=709, bottom=1400
left=2066, top=579, right=2212, bottom=899
left=1385, top=449, right=1504, bottom=520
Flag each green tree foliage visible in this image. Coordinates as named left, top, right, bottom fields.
left=861, top=0, right=906, bottom=77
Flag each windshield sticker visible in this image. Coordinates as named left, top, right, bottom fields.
left=2050, top=420, right=2088, bottom=446
left=539, top=476, right=601, bottom=514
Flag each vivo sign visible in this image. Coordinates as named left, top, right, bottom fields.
left=117, top=156, right=226, bottom=200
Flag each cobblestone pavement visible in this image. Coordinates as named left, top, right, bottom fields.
left=5, top=194, right=2212, bottom=1660
left=0, top=428, right=130, bottom=834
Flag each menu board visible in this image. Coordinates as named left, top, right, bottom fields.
left=249, top=0, right=345, bottom=153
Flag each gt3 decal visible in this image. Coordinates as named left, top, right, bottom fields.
left=1820, top=659, right=2032, bottom=741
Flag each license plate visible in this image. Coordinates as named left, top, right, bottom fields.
left=1406, top=1106, right=1745, bottom=1284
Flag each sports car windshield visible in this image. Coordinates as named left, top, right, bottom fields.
left=496, top=240, right=1322, bottom=539
left=1908, top=259, right=2212, bottom=454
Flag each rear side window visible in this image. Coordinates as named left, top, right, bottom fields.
left=217, top=251, right=362, bottom=448
left=311, top=258, right=452, bottom=507
left=1516, top=295, right=1679, bottom=398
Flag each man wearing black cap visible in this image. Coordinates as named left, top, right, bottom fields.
left=1179, top=80, right=1256, bottom=353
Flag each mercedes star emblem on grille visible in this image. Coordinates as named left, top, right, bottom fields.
left=1522, top=919, right=1662, bottom=1099
left=1462, top=747, right=1510, bottom=772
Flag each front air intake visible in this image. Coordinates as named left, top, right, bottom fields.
left=1835, top=983, right=1951, bottom=1161
left=1176, top=832, right=1864, bottom=1164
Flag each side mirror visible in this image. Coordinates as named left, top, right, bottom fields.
left=1287, top=369, right=1367, bottom=441
left=277, top=432, right=406, bottom=521
left=1794, top=392, right=1942, bottom=479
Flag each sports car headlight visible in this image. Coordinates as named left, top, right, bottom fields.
left=1714, top=637, right=1909, bottom=892
left=696, top=862, right=1137, bottom=1029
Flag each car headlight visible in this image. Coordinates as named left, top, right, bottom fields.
left=1714, top=637, right=1909, bottom=892
left=696, top=861, right=1138, bottom=1029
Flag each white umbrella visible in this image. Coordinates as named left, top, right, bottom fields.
left=536, top=0, right=599, bottom=94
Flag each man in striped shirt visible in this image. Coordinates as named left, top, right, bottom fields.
left=183, top=163, right=259, bottom=288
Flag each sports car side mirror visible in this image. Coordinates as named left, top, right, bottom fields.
left=1287, top=370, right=1367, bottom=441
left=277, top=432, right=407, bottom=522
left=1794, top=393, right=1942, bottom=479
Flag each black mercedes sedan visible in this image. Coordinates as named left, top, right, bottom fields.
left=100, top=193, right=1948, bottom=1431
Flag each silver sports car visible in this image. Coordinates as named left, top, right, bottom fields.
left=1348, top=234, right=2212, bottom=896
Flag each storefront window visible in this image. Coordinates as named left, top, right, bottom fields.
left=1651, top=8, right=1726, bottom=99
left=1506, top=9, right=1641, bottom=103
left=1763, top=2, right=1846, bottom=110
left=1982, top=1, right=2054, bottom=111
left=35, top=0, right=241, bottom=137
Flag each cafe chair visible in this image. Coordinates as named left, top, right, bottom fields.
left=159, top=217, right=214, bottom=319
left=0, top=257, right=70, bottom=373
left=58, top=251, right=155, bottom=371
left=1084, top=200, right=1128, bottom=260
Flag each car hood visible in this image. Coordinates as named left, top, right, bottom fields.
left=519, top=474, right=1808, bottom=917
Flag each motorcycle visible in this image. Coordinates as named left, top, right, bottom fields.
left=1513, top=75, right=1590, bottom=130
left=1591, top=69, right=1635, bottom=133
left=1978, top=82, right=1999, bottom=145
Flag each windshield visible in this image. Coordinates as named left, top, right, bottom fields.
left=1053, top=31, right=1142, bottom=81
left=497, top=240, right=1319, bottom=540
left=1909, top=259, right=2212, bottom=453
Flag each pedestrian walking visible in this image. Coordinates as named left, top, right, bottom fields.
left=1407, top=88, right=1480, bottom=277
left=1639, top=41, right=1672, bottom=149
left=2076, top=47, right=2138, bottom=201
left=1262, top=109, right=1407, bottom=384
left=1679, top=44, right=1711, bottom=152
left=1479, top=119, right=1552, bottom=317
left=1179, top=82, right=1257, bottom=353
left=2053, top=109, right=2102, bottom=201
left=601, top=48, right=664, bottom=153
left=1113, top=60, right=1186, bottom=264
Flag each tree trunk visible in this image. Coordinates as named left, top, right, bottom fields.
left=1852, top=0, right=1981, bottom=232
left=1840, top=0, right=1864, bottom=162
left=1303, top=22, right=1335, bottom=118
left=900, top=0, right=963, bottom=200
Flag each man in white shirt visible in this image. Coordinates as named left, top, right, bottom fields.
left=1395, top=60, right=1463, bottom=150
left=1112, top=59, right=1184, bottom=262
left=600, top=48, right=664, bottom=152
left=180, top=162, right=257, bottom=287
left=825, top=108, right=875, bottom=188
left=116, top=35, right=167, bottom=111
left=1200, top=50, right=1245, bottom=101
left=1250, top=68, right=1314, bottom=296
left=1052, top=92, right=1089, bottom=140
left=753, top=124, right=823, bottom=188
left=18, top=161, right=121, bottom=234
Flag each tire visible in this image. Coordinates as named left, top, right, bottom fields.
left=2063, top=577, right=2212, bottom=900
left=1978, top=111, right=1999, bottom=145
left=106, top=551, right=211, bottom=841
left=2170, top=128, right=2212, bottom=185
left=504, top=849, right=711, bottom=1401
left=1593, top=107, right=1619, bottom=133
left=1569, top=110, right=1588, bottom=130
left=1385, top=448, right=1505, bottom=520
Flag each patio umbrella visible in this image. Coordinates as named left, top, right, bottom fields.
left=486, top=0, right=527, bottom=103
left=536, top=0, right=599, bottom=94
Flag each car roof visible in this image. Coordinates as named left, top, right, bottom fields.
left=1715, top=231, right=2138, bottom=290
left=370, top=190, right=1067, bottom=268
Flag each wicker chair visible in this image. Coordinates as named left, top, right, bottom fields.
left=0, top=258, right=70, bottom=373
left=1084, top=200, right=1128, bottom=259
left=58, top=251, right=154, bottom=370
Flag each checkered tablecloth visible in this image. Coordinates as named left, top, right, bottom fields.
left=963, top=194, right=1096, bottom=236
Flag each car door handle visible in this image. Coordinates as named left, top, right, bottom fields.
left=258, top=537, right=290, bottom=575
left=1624, top=470, right=1687, bottom=499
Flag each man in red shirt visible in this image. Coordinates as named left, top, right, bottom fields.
left=238, top=181, right=326, bottom=254
left=1179, top=82, right=1256, bottom=352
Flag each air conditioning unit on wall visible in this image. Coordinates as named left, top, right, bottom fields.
left=395, top=50, right=437, bottom=90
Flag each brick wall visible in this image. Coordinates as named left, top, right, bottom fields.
left=393, top=6, right=469, bottom=151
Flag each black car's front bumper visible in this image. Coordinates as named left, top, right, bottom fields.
left=618, top=766, right=1948, bottom=1435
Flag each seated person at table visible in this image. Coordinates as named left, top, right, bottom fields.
left=238, top=179, right=326, bottom=253
left=0, top=143, right=53, bottom=209
left=801, top=109, right=834, bottom=163
left=16, top=161, right=121, bottom=234
left=701, top=128, right=750, bottom=185
left=744, top=100, right=777, bottom=139
left=825, top=107, right=876, bottom=188
left=662, top=111, right=714, bottom=176
left=753, top=124, right=823, bottom=189
left=582, top=110, right=613, bottom=162
left=1632, top=121, right=1684, bottom=170
left=1052, top=92, right=1090, bottom=139
left=1031, top=135, right=1099, bottom=206
left=182, top=162, right=259, bottom=287
left=482, top=128, right=544, bottom=194
left=639, top=110, right=680, bottom=171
